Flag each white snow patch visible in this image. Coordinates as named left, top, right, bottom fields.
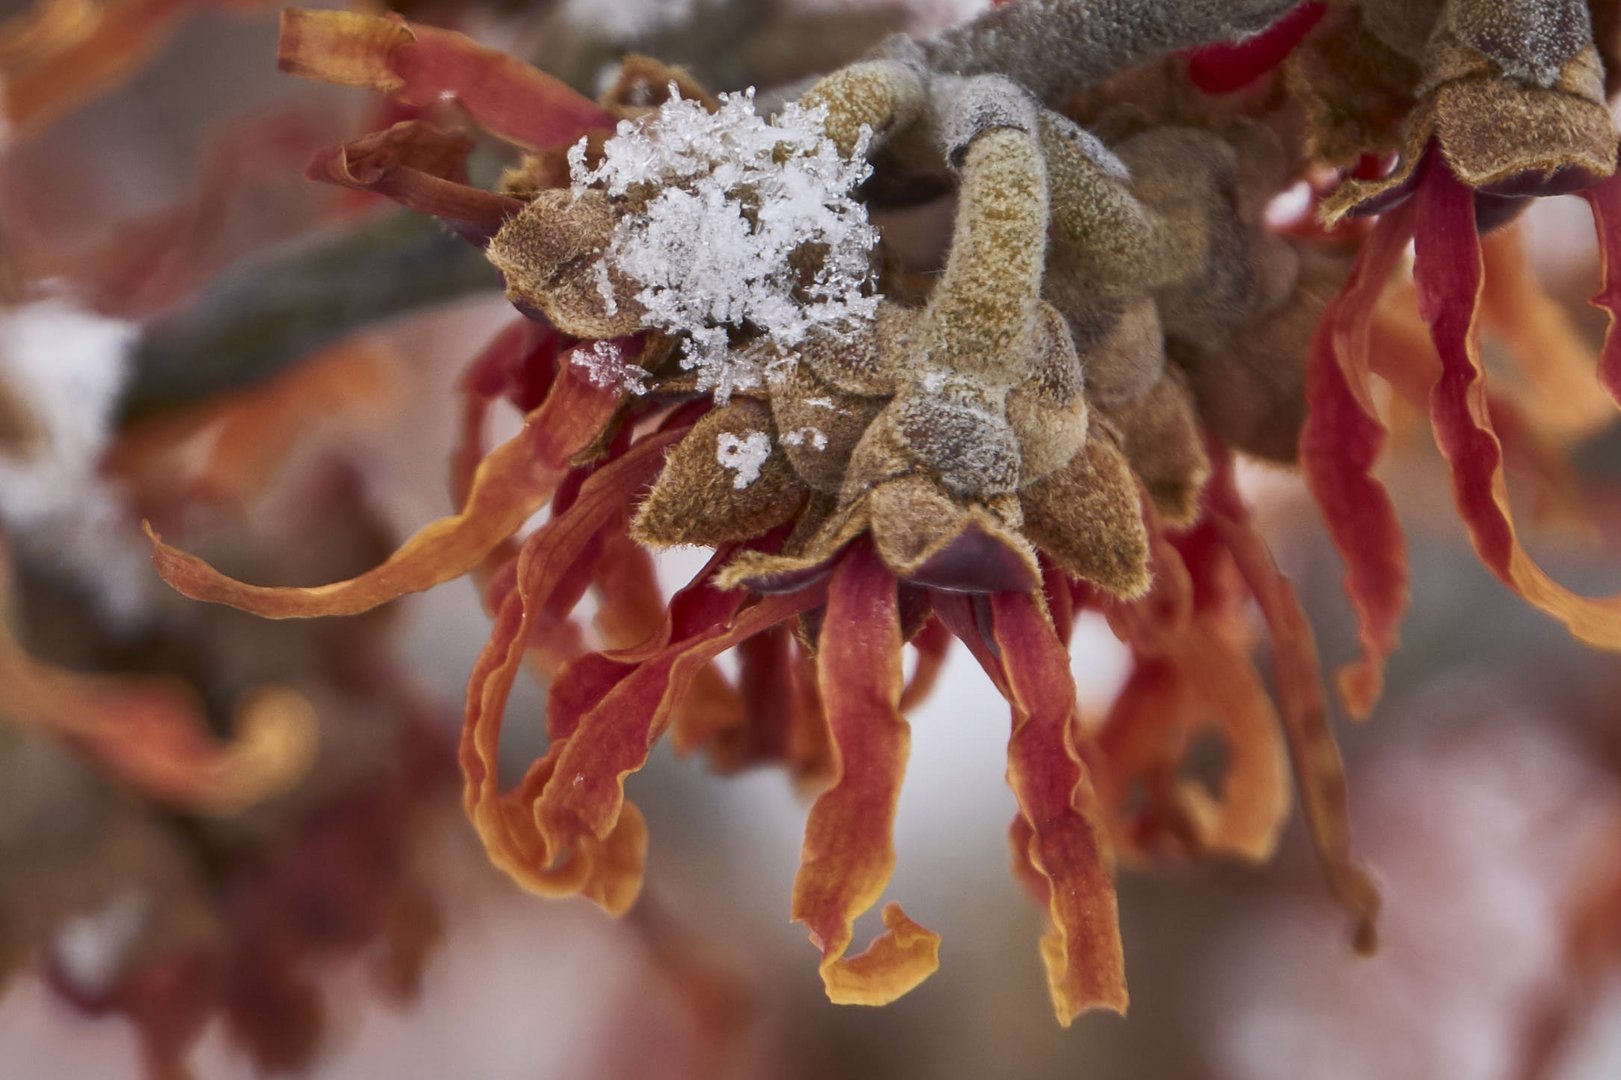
left=571, top=87, right=880, bottom=403
left=716, top=430, right=772, bottom=489
left=52, top=890, right=151, bottom=997
left=0, top=296, right=148, bottom=624
left=780, top=426, right=827, bottom=451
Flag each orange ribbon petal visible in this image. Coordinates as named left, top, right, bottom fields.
left=459, top=430, right=681, bottom=905
left=150, top=358, right=620, bottom=618
left=1299, top=200, right=1416, bottom=718
left=792, top=541, right=939, bottom=1006
left=538, top=585, right=824, bottom=853
left=1205, top=449, right=1380, bottom=953
left=1414, top=158, right=1621, bottom=651
left=306, top=120, right=524, bottom=242
left=992, top=590, right=1128, bottom=1024
left=278, top=9, right=614, bottom=151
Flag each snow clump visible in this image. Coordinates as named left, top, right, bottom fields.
left=569, top=87, right=880, bottom=402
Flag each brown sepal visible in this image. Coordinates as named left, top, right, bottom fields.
left=633, top=400, right=807, bottom=548
left=1019, top=435, right=1150, bottom=600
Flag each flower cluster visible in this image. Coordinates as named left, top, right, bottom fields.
left=150, top=0, right=1621, bottom=1025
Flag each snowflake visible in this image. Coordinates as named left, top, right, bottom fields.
left=570, top=87, right=880, bottom=402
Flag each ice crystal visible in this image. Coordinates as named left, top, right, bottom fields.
left=570, top=88, right=880, bottom=401
left=569, top=339, right=651, bottom=395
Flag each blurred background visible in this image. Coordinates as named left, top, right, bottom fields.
left=3, top=1, right=1621, bottom=1077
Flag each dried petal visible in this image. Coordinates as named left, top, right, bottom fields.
left=792, top=541, right=939, bottom=1005
left=1481, top=222, right=1615, bottom=439
left=111, top=339, right=396, bottom=525
left=0, top=0, right=252, bottom=134
left=1205, top=448, right=1379, bottom=953
left=1581, top=167, right=1621, bottom=409
left=1299, top=200, right=1415, bottom=719
left=460, top=431, right=684, bottom=904
left=278, top=9, right=613, bottom=150
left=150, top=358, right=620, bottom=618
left=1414, top=157, right=1621, bottom=653
left=307, top=121, right=524, bottom=243
left=992, top=590, right=1127, bottom=1024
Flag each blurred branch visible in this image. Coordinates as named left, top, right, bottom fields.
left=121, top=212, right=499, bottom=419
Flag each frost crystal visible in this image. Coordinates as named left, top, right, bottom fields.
left=569, top=339, right=650, bottom=395
left=571, top=88, right=880, bottom=401
left=716, top=430, right=773, bottom=489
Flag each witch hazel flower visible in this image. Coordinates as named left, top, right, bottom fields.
left=149, top=0, right=1621, bottom=1027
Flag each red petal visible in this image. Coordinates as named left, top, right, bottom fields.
left=899, top=614, right=952, bottom=711
left=930, top=591, right=1009, bottom=699
left=306, top=121, right=524, bottom=243
left=278, top=9, right=614, bottom=151
left=1183, top=1, right=1327, bottom=94
left=0, top=0, right=252, bottom=135
left=1299, top=200, right=1416, bottom=718
left=538, top=585, right=825, bottom=865
left=459, top=429, right=681, bottom=905
left=1414, top=158, right=1621, bottom=651
left=450, top=319, right=566, bottom=586
left=792, top=541, right=939, bottom=1005
left=150, top=360, right=620, bottom=618
left=1205, top=448, right=1380, bottom=952
left=992, top=591, right=1128, bottom=1024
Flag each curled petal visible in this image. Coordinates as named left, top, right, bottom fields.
left=992, top=591, right=1127, bottom=1024
left=792, top=541, right=938, bottom=1005
left=931, top=591, right=1009, bottom=699
left=1299, top=201, right=1415, bottom=718
left=538, top=585, right=826, bottom=862
left=1205, top=449, right=1380, bottom=953
left=150, top=360, right=620, bottom=618
left=589, top=527, right=666, bottom=652
left=1414, top=158, right=1621, bottom=651
left=278, top=9, right=613, bottom=151
left=452, top=318, right=565, bottom=511
left=460, top=431, right=683, bottom=904
left=111, top=338, right=395, bottom=524
left=307, top=121, right=524, bottom=243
